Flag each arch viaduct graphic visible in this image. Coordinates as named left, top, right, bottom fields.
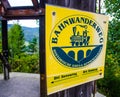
left=52, top=44, right=102, bottom=67
left=61, top=45, right=96, bottom=61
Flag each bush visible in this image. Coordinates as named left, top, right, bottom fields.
left=10, top=54, right=39, bottom=73
left=97, top=51, right=120, bottom=97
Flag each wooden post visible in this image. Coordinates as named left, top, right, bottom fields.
left=1, top=20, right=9, bottom=80
left=39, top=0, right=47, bottom=97
left=46, top=0, right=96, bottom=97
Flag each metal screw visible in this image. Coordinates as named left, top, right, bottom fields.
left=38, top=9, right=42, bottom=14
left=103, top=21, right=106, bottom=23
left=52, top=12, right=56, bottom=16
left=80, top=91, right=83, bottom=97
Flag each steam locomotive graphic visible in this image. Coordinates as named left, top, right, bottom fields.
left=70, top=25, right=90, bottom=47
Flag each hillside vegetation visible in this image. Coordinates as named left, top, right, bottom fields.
left=97, top=0, right=120, bottom=97
left=0, top=23, right=39, bottom=73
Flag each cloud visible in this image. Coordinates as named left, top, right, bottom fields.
left=8, top=20, right=39, bottom=28
left=8, top=0, right=33, bottom=7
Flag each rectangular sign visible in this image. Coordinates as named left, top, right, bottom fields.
left=46, top=4, right=108, bottom=95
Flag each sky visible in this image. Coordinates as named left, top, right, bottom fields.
left=8, top=0, right=39, bottom=28
left=8, top=20, right=39, bottom=28
left=8, top=0, right=37, bottom=7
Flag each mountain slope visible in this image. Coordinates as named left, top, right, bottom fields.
left=8, top=24, right=39, bottom=42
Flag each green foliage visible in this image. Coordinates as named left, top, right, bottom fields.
left=27, top=37, right=38, bottom=53
left=10, top=54, right=39, bottom=73
left=98, top=52, right=120, bottom=97
left=8, top=24, right=26, bottom=58
left=104, top=0, right=120, bottom=19
left=7, top=23, right=39, bottom=73
left=97, top=0, right=120, bottom=97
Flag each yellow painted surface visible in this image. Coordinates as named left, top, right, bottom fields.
left=46, top=4, right=108, bottom=95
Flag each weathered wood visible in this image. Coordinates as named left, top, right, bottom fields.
left=47, top=0, right=96, bottom=97
left=0, top=4, right=3, bottom=15
left=48, top=0, right=96, bottom=12
left=40, top=0, right=47, bottom=97
left=40, top=16, right=47, bottom=97
left=1, top=20, right=9, bottom=80
left=0, top=1, right=45, bottom=19
left=3, top=8, right=45, bottom=19
left=31, top=0, right=39, bottom=10
left=99, top=0, right=101, bottom=13
left=1, top=0, right=10, bottom=10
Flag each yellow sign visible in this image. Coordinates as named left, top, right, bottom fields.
left=46, top=4, right=108, bottom=95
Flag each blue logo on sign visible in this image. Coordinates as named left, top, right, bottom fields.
left=51, top=15, right=103, bottom=68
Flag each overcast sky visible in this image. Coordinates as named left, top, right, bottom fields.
left=8, top=20, right=39, bottom=28
left=8, top=0, right=39, bottom=28
left=8, top=0, right=33, bottom=7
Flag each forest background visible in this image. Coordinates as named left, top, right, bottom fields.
left=0, top=0, right=120, bottom=97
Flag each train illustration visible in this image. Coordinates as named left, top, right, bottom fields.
left=70, top=25, right=90, bottom=46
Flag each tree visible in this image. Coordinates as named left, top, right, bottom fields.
left=8, top=24, right=25, bottom=58
left=97, top=0, right=120, bottom=97
left=7, top=23, right=39, bottom=73
left=105, top=0, right=120, bottom=19
left=27, top=37, right=38, bottom=54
